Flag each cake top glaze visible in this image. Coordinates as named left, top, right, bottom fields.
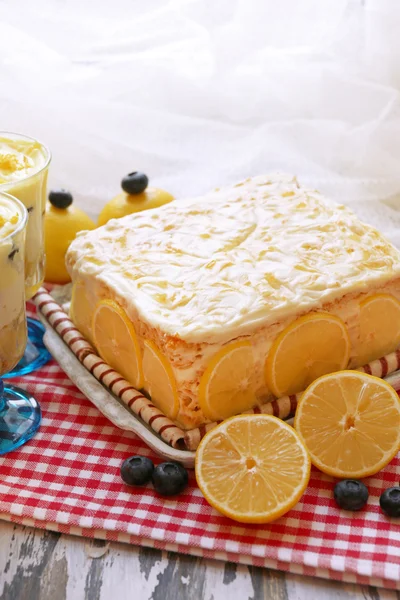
left=66, top=174, right=400, bottom=343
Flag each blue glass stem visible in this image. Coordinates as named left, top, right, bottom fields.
left=2, top=317, right=51, bottom=378
left=0, top=386, right=5, bottom=413
left=0, top=380, right=42, bottom=455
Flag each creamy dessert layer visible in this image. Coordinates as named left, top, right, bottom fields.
left=0, top=194, right=27, bottom=373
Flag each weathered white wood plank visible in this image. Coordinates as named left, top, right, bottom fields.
left=285, top=572, right=399, bottom=600
left=0, top=521, right=395, bottom=600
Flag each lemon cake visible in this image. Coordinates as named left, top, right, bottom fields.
left=66, top=174, right=400, bottom=429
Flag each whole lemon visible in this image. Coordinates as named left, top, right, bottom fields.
left=98, top=171, right=174, bottom=226
left=44, top=189, right=96, bottom=284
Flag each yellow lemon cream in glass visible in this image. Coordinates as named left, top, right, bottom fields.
left=0, top=193, right=28, bottom=374
left=0, top=133, right=50, bottom=299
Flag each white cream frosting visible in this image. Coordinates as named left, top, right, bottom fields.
left=66, top=174, right=400, bottom=343
left=0, top=137, right=47, bottom=184
left=0, top=195, right=21, bottom=240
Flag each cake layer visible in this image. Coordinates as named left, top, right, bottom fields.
left=66, top=174, right=400, bottom=429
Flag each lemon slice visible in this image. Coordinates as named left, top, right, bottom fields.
left=354, top=294, right=400, bottom=366
left=142, top=340, right=179, bottom=419
left=198, top=341, right=256, bottom=421
left=92, top=299, right=143, bottom=388
left=70, top=281, right=94, bottom=344
left=195, top=414, right=311, bottom=523
left=294, top=371, right=400, bottom=479
left=265, top=313, right=350, bottom=398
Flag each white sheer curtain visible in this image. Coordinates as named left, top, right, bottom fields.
left=1, top=0, right=400, bottom=243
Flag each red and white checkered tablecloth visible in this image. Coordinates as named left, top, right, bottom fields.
left=0, top=306, right=399, bottom=590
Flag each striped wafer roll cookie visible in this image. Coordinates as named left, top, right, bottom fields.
left=356, top=349, right=400, bottom=378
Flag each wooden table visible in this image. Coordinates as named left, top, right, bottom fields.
left=0, top=521, right=397, bottom=599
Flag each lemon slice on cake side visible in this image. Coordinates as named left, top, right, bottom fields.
left=265, top=313, right=351, bottom=398
left=294, top=370, right=400, bottom=479
left=142, top=340, right=179, bottom=419
left=195, top=414, right=311, bottom=523
left=198, top=340, right=257, bottom=421
left=70, top=280, right=94, bottom=344
left=92, top=299, right=144, bottom=389
left=353, top=294, right=400, bottom=367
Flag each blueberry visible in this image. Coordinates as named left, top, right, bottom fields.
left=152, top=461, right=189, bottom=496
left=121, top=172, right=148, bottom=195
left=333, top=480, right=369, bottom=511
left=120, top=455, right=154, bottom=486
left=380, top=487, right=400, bottom=518
left=49, top=189, right=73, bottom=209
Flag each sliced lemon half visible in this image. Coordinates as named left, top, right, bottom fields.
left=294, top=370, right=400, bottom=479
left=195, top=414, right=311, bottom=523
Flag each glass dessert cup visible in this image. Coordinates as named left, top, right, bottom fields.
left=0, top=192, right=41, bottom=454
left=0, top=132, right=51, bottom=377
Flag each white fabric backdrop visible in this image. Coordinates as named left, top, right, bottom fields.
left=2, top=0, right=400, bottom=244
